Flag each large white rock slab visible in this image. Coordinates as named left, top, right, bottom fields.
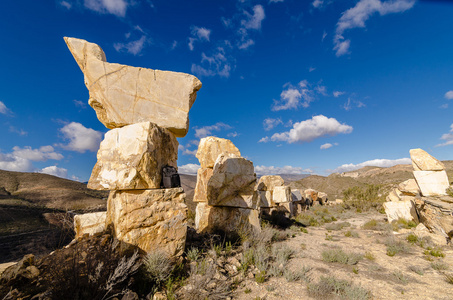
left=383, top=200, right=418, bottom=223
left=206, top=153, right=257, bottom=208
left=256, top=175, right=284, bottom=191
left=88, top=122, right=178, bottom=190
left=106, top=188, right=187, bottom=257
left=64, top=37, right=202, bottom=137
left=74, top=212, right=106, bottom=239
left=410, top=148, right=445, bottom=171
left=195, top=136, right=241, bottom=169
left=413, top=170, right=450, bottom=196
left=273, top=186, right=292, bottom=203
left=398, top=179, right=420, bottom=196
left=258, top=190, right=274, bottom=208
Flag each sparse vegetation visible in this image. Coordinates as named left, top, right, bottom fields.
left=443, top=273, right=453, bottom=285
left=283, top=266, right=312, bottom=282
left=408, top=265, right=424, bottom=276
left=392, top=271, right=409, bottom=285
left=325, top=221, right=351, bottom=231
left=362, top=219, right=392, bottom=231
left=344, top=230, right=359, bottom=238
left=391, top=218, right=417, bottom=232
left=308, top=275, right=371, bottom=300
left=431, top=261, right=449, bottom=271
left=385, top=237, right=411, bottom=257
left=363, top=252, right=375, bottom=261
left=424, top=248, right=445, bottom=258
left=321, top=248, right=362, bottom=265
left=342, top=184, right=385, bottom=211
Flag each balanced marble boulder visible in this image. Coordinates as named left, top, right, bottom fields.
left=196, top=136, right=241, bottom=168
left=106, top=188, right=187, bottom=257
left=410, top=148, right=445, bottom=171
left=88, top=122, right=178, bottom=190
left=206, top=153, right=257, bottom=208
left=64, top=37, right=202, bottom=137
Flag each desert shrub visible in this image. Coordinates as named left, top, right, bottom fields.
left=392, top=271, right=409, bottom=285
left=431, top=261, right=449, bottom=271
left=325, top=222, right=351, bottom=231
left=255, top=270, right=266, bottom=283
left=272, top=244, right=295, bottom=266
left=385, top=237, right=411, bottom=256
left=342, top=185, right=385, bottom=211
left=344, top=230, right=359, bottom=238
left=321, top=249, right=362, bottom=265
left=406, top=234, right=418, bottom=244
left=443, top=273, right=453, bottom=284
left=362, top=219, right=392, bottom=231
left=424, top=248, right=445, bottom=258
left=283, top=266, right=312, bottom=282
left=408, top=265, right=424, bottom=276
left=446, top=187, right=453, bottom=198
left=143, top=251, right=174, bottom=285
left=307, top=275, right=371, bottom=300
left=391, top=218, right=417, bottom=231
left=363, top=252, right=375, bottom=261
left=186, top=247, right=199, bottom=262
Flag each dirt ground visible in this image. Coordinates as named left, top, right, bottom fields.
left=233, top=210, right=453, bottom=300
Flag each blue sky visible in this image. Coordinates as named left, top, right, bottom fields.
left=0, top=0, right=452, bottom=181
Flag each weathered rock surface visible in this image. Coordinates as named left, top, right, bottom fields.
left=196, top=137, right=241, bottom=169
left=88, top=122, right=178, bottom=190
left=106, top=188, right=187, bottom=257
left=398, top=179, right=420, bottom=196
left=258, top=190, right=274, bottom=208
left=414, top=196, right=453, bottom=242
left=206, top=154, right=257, bottom=208
left=273, top=186, right=292, bottom=203
left=318, top=192, right=328, bottom=204
left=386, top=188, right=403, bottom=202
left=256, top=175, right=284, bottom=191
left=383, top=200, right=419, bottom=223
left=413, top=170, right=450, bottom=196
left=74, top=211, right=107, bottom=239
left=64, top=37, right=201, bottom=137
left=304, top=189, right=318, bottom=203
left=193, top=167, right=213, bottom=202
left=410, top=148, right=446, bottom=171
left=195, top=202, right=260, bottom=234
left=291, top=189, right=303, bottom=202
left=276, top=202, right=295, bottom=217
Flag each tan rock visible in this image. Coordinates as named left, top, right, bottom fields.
left=258, top=190, right=274, bottom=207
left=410, top=148, right=445, bottom=171
left=193, top=167, right=213, bottom=202
left=273, top=186, right=291, bottom=203
left=335, top=199, right=344, bottom=204
left=304, top=189, right=318, bottom=203
left=88, top=122, right=178, bottom=190
left=106, top=188, right=187, bottom=257
left=413, top=170, right=450, bottom=196
left=195, top=202, right=260, bottom=234
left=206, top=154, right=257, bottom=208
left=256, top=175, right=284, bottom=191
left=398, top=179, right=420, bottom=196
left=291, top=189, right=303, bottom=202
left=413, top=223, right=447, bottom=246
left=74, top=212, right=107, bottom=239
left=318, top=192, right=328, bottom=204
left=383, top=200, right=418, bottom=223
left=415, top=197, right=453, bottom=243
left=386, top=188, right=402, bottom=202
left=64, top=37, right=202, bottom=137
left=195, top=137, right=241, bottom=169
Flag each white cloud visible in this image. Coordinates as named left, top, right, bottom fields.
left=331, top=157, right=411, bottom=173
left=315, top=85, right=327, bottom=96
left=178, top=163, right=200, bottom=175
left=334, top=0, right=415, bottom=56
left=263, top=118, right=282, bottom=131
left=238, top=39, right=255, bottom=50
left=258, top=136, right=269, bottom=143
left=171, top=40, right=178, bottom=50
left=73, top=99, right=86, bottom=108
left=436, top=123, right=453, bottom=147
left=0, top=101, right=11, bottom=115
left=255, top=165, right=313, bottom=176
left=40, top=166, right=68, bottom=178
left=193, top=26, right=211, bottom=41
left=183, top=149, right=197, bottom=156
left=269, top=0, right=284, bottom=3
left=440, top=104, right=449, bottom=109
left=242, top=5, right=265, bottom=30
left=343, top=97, right=365, bottom=111
left=322, top=31, right=327, bottom=41
left=445, top=90, right=453, bottom=100
left=84, top=0, right=129, bottom=17
left=12, top=145, right=63, bottom=161
left=333, top=91, right=345, bottom=97
left=272, top=88, right=302, bottom=111
left=227, top=132, right=239, bottom=138
left=114, top=35, right=147, bottom=55
left=272, top=80, right=327, bottom=111
left=268, top=115, right=353, bottom=144
left=59, top=122, right=103, bottom=153
left=0, top=153, right=33, bottom=172
left=194, top=122, right=232, bottom=139
left=60, top=1, right=72, bottom=9
left=309, top=67, right=316, bottom=72
left=320, top=143, right=333, bottom=149
left=191, top=47, right=232, bottom=78
left=9, top=126, right=27, bottom=136
left=312, top=0, right=323, bottom=8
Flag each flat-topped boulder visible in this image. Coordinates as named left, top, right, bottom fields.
left=273, top=186, right=292, bottom=203
left=256, top=175, right=284, bottom=191
left=410, top=148, right=445, bottom=171
left=64, top=37, right=202, bottom=137
left=88, top=122, right=178, bottom=190
left=196, top=136, right=241, bottom=168
left=413, top=170, right=450, bottom=196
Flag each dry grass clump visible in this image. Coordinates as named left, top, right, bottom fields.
left=321, top=249, right=362, bottom=265
left=408, top=265, right=424, bottom=276
left=143, top=251, right=174, bottom=285
left=392, top=270, right=409, bottom=285
left=283, top=266, right=312, bottom=282
left=325, top=222, right=351, bottom=231
left=344, top=230, right=360, bottom=238
left=446, top=187, right=453, bottom=198
left=362, top=219, right=392, bottom=231
left=307, top=275, right=371, bottom=300
left=391, top=218, right=417, bottom=232
left=443, top=272, right=453, bottom=285
left=431, top=261, right=449, bottom=271
left=385, top=237, right=411, bottom=257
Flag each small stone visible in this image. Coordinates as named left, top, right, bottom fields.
left=74, top=212, right=107, bottom=239
left=196, top=136, right=241, bottom=169
left=88, top=122, right=178, bottom=190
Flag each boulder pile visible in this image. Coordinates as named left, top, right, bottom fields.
left=65, top=37, right=202, bottom=257
left=384, top=148, right=453, bottom=243
left=194, top=137, right=261, bottom=235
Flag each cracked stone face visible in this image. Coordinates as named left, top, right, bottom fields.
left=64, top=37, right=202, bottom=137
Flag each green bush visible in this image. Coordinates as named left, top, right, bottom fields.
left=307, top=276, right=371, bottom=299
left=342, top=185, right=385, bottom=211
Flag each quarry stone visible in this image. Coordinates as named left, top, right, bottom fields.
left=196, top=136, right=241, bottom=168
left=193, top=167, right=213, bottom=202
left=413, top=170, right=450, bottom=196
left=410, top=148, right=445, bottom=171
left=276, top=202, right=295, bottom=217
left=414, top=197, right=453, bottom=242
left=74, top=211, right=107, bottom=239
left=386, top=188, right=403, bottom=202
left=64, top=37, right=202, bottom=137
left=88, top=122, right=178, bottom=190
left=256, top=175, right=284, bottom=191
left=106, top=188, right=187, bottom=257
left=206, top=153, right=257, bottom=208
left=195, top=202, right=260, bottom=234
left=383, top=200, right=419, bottom=223
left=398, top=179, right=420, bottom=196
left=291, top=189, right=303, bottom=202
left=273, top=186, right=292, bottom=203
left=258, top=190, right=274, bottom=208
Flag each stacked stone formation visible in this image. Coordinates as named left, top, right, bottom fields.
left=194, top=137, right=261, bottom=234
left=383, top=178, right=420, bottom=223
left=65, top=37, right=202, bottom=257
left=255, top=176, right=294, bottom=217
